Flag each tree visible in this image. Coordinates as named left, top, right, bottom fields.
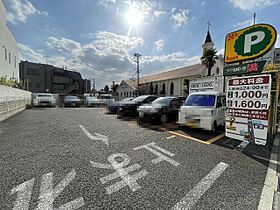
left=104, top=85, right=110, bottom=92
left=201, top=48, right=218, bottom=76
left=110, top=82, right=119, bottom=93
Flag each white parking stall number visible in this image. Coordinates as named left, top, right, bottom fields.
left=90, top=142, right=179, bottom=195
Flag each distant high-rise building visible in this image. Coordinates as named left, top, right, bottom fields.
left=0, top=0, right=19, bottom=79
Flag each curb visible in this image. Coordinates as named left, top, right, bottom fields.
left=258, top=134, right=279, bottom=210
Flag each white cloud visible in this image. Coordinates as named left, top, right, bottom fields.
left=170, top=8, right=190, bottom=28
left=276, top=34, right=280, bottom=48
left=233, top=18, right=252, bottom=28
left=229, top=0, right=280, bottom=10
left=98, top=0, right=116, bottom=6
left=141, top=53, right=200, bottom=75
left=153, top=10, right=166, bottom=17
left=201, top=1, right=206, bottom=6
left=46, top=37, right=82, bottom=56
left=21, top=31, right=201, bottom=89
left=217, top=48, right=225, bottom=56
left=4, top=0, right=48, bottom=24
left=19, top=43, right=45, bottom=63
left=154, top=40, right=164, bottom=52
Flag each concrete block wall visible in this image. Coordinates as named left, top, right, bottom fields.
left=0, top=85, right=31, bottom=122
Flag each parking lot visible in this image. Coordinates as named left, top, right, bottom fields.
left=0, top=107, right=272, bottom=209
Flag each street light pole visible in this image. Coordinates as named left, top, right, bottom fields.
left=133, top=53, right=141, bottom=96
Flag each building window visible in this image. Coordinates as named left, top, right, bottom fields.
left=161, top=83, right=166, bottom=95
left=121, top=92, right=123, bottom=96
left=36, top=83, right=40, bottom=88
left=154, top=84, right=158, bottom=94
left=170, top=82, right=174, bottom=95
left=130, top=92, right=131, bottom=97
left=216, top=67, right=220, bottom=75
left=28, top=83, right=32, bottom=88
left=14, top=56, right=17, bottom=68
left=4, top=49, right=7, bottom=60
left=27, top=68, right=39, bottom=75
left=9, top=53, right=11, bottom=63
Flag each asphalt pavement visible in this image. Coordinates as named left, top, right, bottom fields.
left=0, top=107, right=272, bottom=209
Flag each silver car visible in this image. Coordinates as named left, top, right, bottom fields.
left=33, top=93, right=56, bottom=107
left=64, top=95, right=81, bottom=107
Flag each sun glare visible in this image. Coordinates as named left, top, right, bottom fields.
left=126, top=7, right=143, bottom=27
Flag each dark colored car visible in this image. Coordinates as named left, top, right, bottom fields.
left=64, top=95, right=81, bottom=107
left=108, top=97, right=134, bottom=114
left=137, top=96, right=185, bottom=123
left=118, top=95, right=158, bottom=116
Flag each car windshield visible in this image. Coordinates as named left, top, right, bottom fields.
left=184, top=95, right=216, bottom=106
left=132, top=96, right=148, bottom=102
left=37, top=94, right=52, bottom=97
left=65, top=96, right=78, bottom=99
left=152, top=97, right=173, bottom=105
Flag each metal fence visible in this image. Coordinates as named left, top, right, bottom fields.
left=0, top=85, right=31, bottom=122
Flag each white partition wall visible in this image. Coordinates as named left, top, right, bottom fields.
left=0, top=85, right=31, bottom=122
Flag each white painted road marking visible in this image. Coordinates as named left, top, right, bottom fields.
left=10, top=178, right=35, bottom=210
left=91, top=153, right=148, bottom=194
left=133, top=142, right=179, bottom=166
left=258, top=134, right=279, bottom=210
left=172, top=162, right=228, bottom=210
left=79, top=124, right=109, bottom=145
left=36, top=169, right=84, bottom=210
left=11, top=169, right=84, bottom=210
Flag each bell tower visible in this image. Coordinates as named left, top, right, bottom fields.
left=202, top=22, right=214, bottom=57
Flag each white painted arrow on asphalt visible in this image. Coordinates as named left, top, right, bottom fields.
left=79, top=124, right=109, bottom=146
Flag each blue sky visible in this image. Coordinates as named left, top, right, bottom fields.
left=3, top=0, right=280, bottom=89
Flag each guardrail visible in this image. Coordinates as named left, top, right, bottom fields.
left=0, top=85, right=31, bottom=122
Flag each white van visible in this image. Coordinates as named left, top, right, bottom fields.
left=177, top=92, right=226, bottom=132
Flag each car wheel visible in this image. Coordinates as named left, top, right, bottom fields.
left=212, top=121, right=217, bottom=133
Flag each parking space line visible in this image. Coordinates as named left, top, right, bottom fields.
left=162, top=129, right=208, bottom=144
left=206, top=133, right=225, bottom=144
left=172, top=162, right=228, bottom=210
left=167, top=135, right=176, bottom=140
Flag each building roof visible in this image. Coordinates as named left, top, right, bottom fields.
left=139, top=63, right=205, bottom=83
left=122, top=79, right=137, bottom=90
left=204, top=30, right=213, bottom=44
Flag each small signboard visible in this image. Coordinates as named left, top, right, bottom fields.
left=225, top=74, right=271, bottom=145
left=223, top=61, right=266, bottom=76
left=190, top=80, right=214, bottom=92
left=224, top=24, right=277, bottom=63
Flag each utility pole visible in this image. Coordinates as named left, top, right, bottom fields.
left=253, top=13, right=256, bottom=25
left=133, top=53, right=141, bottom=96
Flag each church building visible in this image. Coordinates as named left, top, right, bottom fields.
left=116, top=29, right=224, bottom=100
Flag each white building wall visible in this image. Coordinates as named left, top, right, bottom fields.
left=0, top=0, right=19, bottom=79
left=116, top=82, right=135, bottom=100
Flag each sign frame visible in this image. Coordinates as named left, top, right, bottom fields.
left=224, top=23, right=277, bottom=64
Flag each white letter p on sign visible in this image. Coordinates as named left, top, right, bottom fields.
left=244, top=31, right=265, bottom=54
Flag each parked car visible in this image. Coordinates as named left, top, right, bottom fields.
left=137, top=96, right=185, bottom=123
left=33, top=93, right=56, bottom=107
left=98, top=94, right=115, bottom=105
left=118, top=95, right=158, bottom=116
left=177, top=92, right=226, bottom=132
left=85, top=96, right=99, bottom=107
left=64, top=95, right=81, bottom=107
left=87, top=94, right=115, bottom=107
left=108, top=97, right=134, bottom=113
